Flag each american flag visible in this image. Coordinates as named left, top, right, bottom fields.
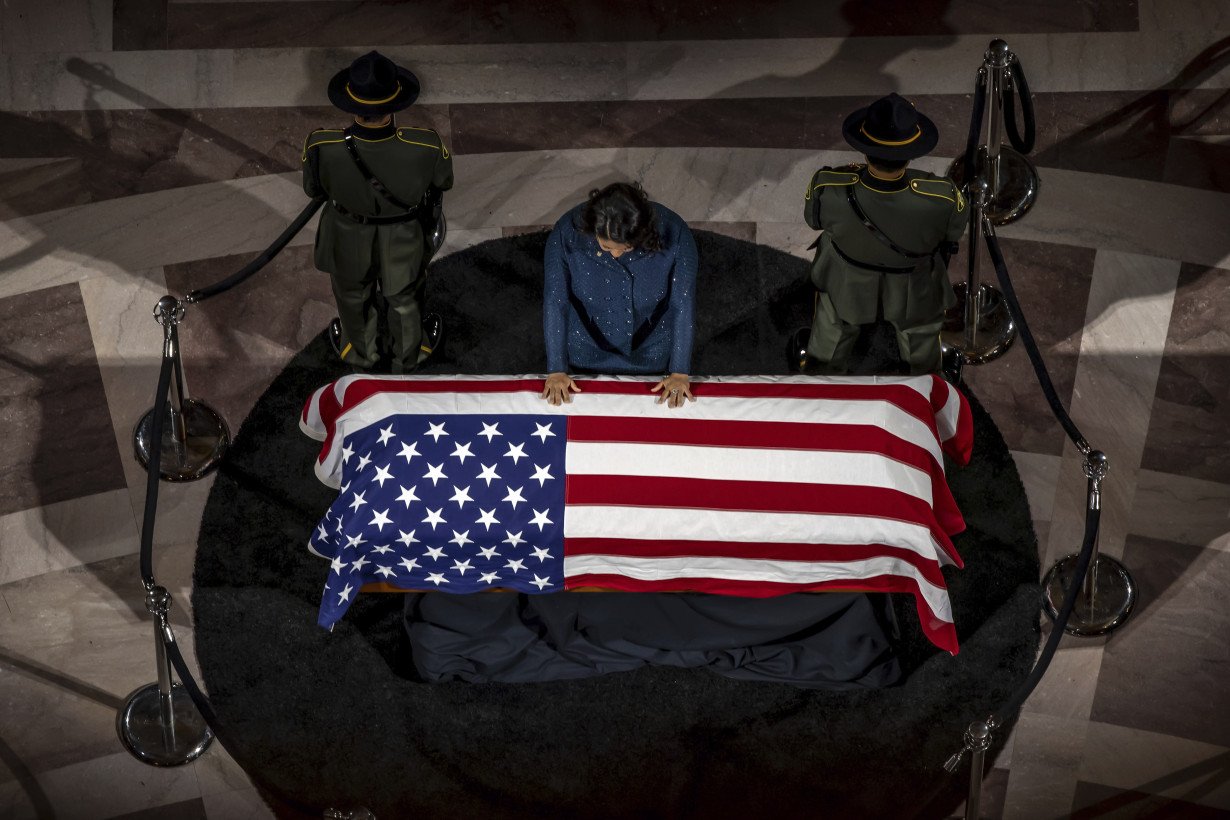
left=301, top=374, right=973, bottom=653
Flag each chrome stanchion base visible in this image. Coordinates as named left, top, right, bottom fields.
left=941, top=282, right=1017, bottom=365
left=117, top=683, right=213, bottom=766
left=134, top=399, right=230, bottom=482
left=948, top=146, right=1039, bottom=225
left=1042, top=554, right=1137, bottom=636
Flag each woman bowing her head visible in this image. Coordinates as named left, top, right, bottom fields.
left=541, top=182, right=698, bottom=408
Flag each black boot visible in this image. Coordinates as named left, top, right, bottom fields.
left=419, top=313, right=444, bottom=362
left=786, top=327, right=812, bottom=374
left=328, top=318, right=343, bottom=356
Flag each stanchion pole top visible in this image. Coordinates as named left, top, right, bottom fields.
left=144, top=584, right=171, bottom=620
left=152, top=295, right=186, bottom=328
left=985, top=39, right=1012, bottom=67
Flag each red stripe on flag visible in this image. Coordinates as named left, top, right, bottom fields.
left=564, top=537, right=951, bottom=586
left=563, top=573, right=959, bottom=655
left=566, top=475, right=961, bottom=563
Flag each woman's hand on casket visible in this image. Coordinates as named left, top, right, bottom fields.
left=652, top=373, right=695, bottom=409
left=542, top=372, right=582, bottom=406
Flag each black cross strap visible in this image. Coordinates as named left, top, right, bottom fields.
left=342, top=129, right=418, bottom=213
left=845, top=185, right=932, bottom=260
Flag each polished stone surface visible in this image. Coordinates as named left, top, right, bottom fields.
left=1, top=3, right=1228, bottom=817
left=0, top=283, right=127, bottom=516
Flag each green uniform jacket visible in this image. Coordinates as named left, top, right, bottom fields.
left=804, top=164, right=966, bottom=326
left=301, top=121, right=454, bottom=282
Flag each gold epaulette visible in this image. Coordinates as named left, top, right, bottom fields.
left=908, top=177, right=966, bottom=211
left=805, top=166, right=860, bottom=200
left=301, top=129, right=344, bottom=162
left=396, top=127, right=451, bottom=159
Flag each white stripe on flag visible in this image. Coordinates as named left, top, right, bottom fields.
left=563, top=553, right=953, bottom=623
left=566, top=441, right=934, bottom=503
left=563, top=506, right=950, bottom=565
left=318, top=390, right=946, bottom=487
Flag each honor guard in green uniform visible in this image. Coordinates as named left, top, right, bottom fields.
left=795, top=93, right=966, bottom=375
left=302, top=51, right=453, bottom=373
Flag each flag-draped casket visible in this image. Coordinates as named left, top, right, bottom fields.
left=300, top=374, right=974, bottom=653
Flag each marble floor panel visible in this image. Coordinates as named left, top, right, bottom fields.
left=0, top=281, right=127, bottom=516
left=1, top=6, right=1228, bottom=818
left=8, top=28, right=1230, bottom=114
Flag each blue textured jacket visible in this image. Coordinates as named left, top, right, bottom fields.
left=543, top=203, right=698, bottom=375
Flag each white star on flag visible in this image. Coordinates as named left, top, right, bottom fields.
left=372, top=464, right=394, bottom=487
left=425, top=573, right=448, bottom=585
left=399, top=557, right=420, bottom=573
left=341, top=444, right=354, bottom=463
left=316, top=523, right=328, bottom=540
left=372, top=544, right=393, bottom=555
left=530, top=464, right=554, bottom=486
left=424, top=546, right=446, bottom=561
left=423, top=463, right=447, bottom=485
left=425, top=422, right=448, bottom=442
left=356, top=452, right=372, bottom=471
left=502, top=486, right=526, bottom=508
left=449, top=485, right=473, bottom=508
left=451, top=441, right=474, bottom=463
left=395, top=485, right=419, bottom=508
left=504, top=558, right=526, bottom=574
left=345, top=532, right=367, bottom=549
left=337, top=583, right=354, bottom=603
left=348, top=491, right=367, bottom=512
left=532, top=423, right=556, bottom=443
left=531, top=546, right=552, bottom=562
left=479, top=571, right=500, bottom=584
left=476, top=463, right=501, bottom=486
left=475, top=508, right=501, bottom=530
left=330, top=556, right=345, bottom=574
left=449, top=530, right=473, bottom=547
left=504, top=442, right=527, bottom=464
left=502, top=530, right=526, bottom=547
left=452, top=559, right=473, bottom=575
left=529, top=509, right=553, bottom=531
left=478, top=545, right=501, bottom=560
left=397, top=441, right=420, bottom=463
left=350, top=555, right=370, bottom=572
left=369, top=508, right=392, bottom=532
left=396, top=529, right=419, bottom=546
left=422, top=508, right=446, bottom=529
left=374, top=565, right=395, bottom=579
left=377, top=424, right=396, bottom=446
left=477, top=422, right=502, bottom=442
left=531, top=574, right=551, bottom=590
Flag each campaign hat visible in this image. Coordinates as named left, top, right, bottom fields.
left=841, top=93, right=939, bottom=161
left=328, top=51, right=420, bottom=115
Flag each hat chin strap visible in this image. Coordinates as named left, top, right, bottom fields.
left=859, top=123, right=922, bottom=147
left=346, top=81, right=401, bottom=106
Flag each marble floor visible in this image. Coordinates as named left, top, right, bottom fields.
left=2, top=1, right=1229, bottom=817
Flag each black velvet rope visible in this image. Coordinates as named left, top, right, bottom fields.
left=993, top=500, right=1100, bottom=722
left=185, top=198, right=324, bottom=303
left=1003, top=59, right=1036, bottom=154
left=139, top=353, right=174, bottom=587
left=985, top=230, right=1087, bottom=450
left=963, top=72, right=988, bottom=187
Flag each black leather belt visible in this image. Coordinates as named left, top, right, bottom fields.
left=830, top=240, right=918, bottom=274
left=331, top=201, right=421, bottom=225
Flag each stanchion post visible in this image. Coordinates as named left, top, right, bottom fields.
left=1042, top=451, right=1137, bottom=635
left=133, top=295, right=231, bottom=482
left=943, top=716, right=997, bottom=820
left=117, top=584, right=213, bottom=766
left=948, top=39, right=1039, bottom=225
left=942, top=183, right=1016, bottom=365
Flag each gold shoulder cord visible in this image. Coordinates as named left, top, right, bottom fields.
left=396, top=127, right=449, bottom=158
left=301, top=129, right=344, bottom=162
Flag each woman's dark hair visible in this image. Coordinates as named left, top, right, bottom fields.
left=865, top=155, right=910, bottom=171
left=577, top=182, right=662, bottom=252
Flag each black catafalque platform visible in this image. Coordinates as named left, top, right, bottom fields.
left=192, top=231, right=1041, bottom=819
